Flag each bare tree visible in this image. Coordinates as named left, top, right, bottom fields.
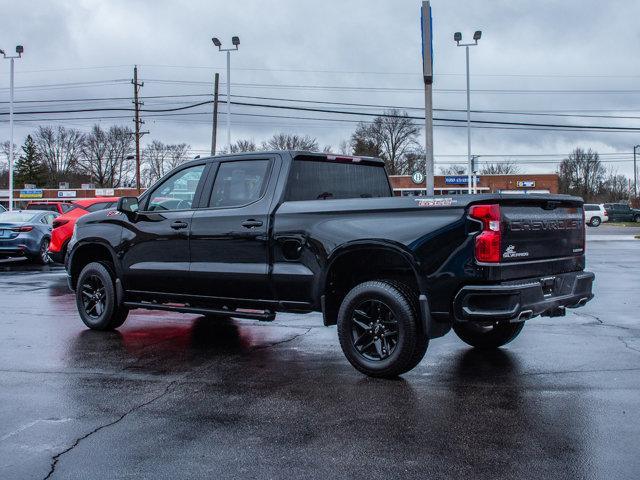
left=558, top=148, right=606, bottom=201
left=600, top=169, right=629, bottom=202
left=338, top=139, right=352, bottom=155
left=399, top=147, right=426, bottom=175
left=229, top=139, right=257, bottom=153
left=439, top=164, right=467, bottom=175
left=261, top=133, right=319, bottom=151
left=142, top=141, right=191, bottom=186
left=79, top=125, right=134, bottom=187
left=34, top=126, right=85, bottom=185
left=351, top=110, right=420, bottom=175
left=480, top=160, right=520, bottom=175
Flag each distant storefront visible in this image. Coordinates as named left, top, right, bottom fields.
left=389, top=173, right=559, bottom=196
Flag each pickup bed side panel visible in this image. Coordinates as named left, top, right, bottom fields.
left=272, top=197, right=473, bottom=314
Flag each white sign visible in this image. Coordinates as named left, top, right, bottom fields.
left=81, top=183, right=95, bottom=190
left=95, top=188, right=115, bottom=197
left=58, top=190, right=77, bottom=198
left=411, top=171, right=425, bottom=185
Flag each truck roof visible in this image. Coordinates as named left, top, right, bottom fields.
left=184, top=150, right=385, bottom=165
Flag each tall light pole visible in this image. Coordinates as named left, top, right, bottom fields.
left=454, top=30, right=481, bottom=194
left=1, top=45, right=23, bottom=211
left=634, top=145, right=639, bottom=198
left=212, top=36, right=240, bottom=153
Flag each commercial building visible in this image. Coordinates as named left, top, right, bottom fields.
left=389, top=173, right=559, bottom=196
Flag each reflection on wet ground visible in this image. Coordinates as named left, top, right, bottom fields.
left=1, top=241, right=639, bottom=479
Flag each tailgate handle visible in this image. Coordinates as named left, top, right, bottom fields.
left=542, top=201, right=561, bottom=210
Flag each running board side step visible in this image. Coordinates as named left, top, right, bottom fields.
left=123, top=301, right=276, bottom=321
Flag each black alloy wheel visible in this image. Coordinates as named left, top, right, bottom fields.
left=75, top=262, right=129, bottom=330
left=80, top=274, right=107, bottom=319
left=350, top=299, right=399, bottom=361
left=337, top=280, right=427, bottom=378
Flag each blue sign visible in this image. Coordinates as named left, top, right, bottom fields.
left=445, top=175, right=479, bottom=185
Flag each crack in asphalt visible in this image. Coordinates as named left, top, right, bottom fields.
left=618, top=336, right=640, bottom=354
left=42, top=380, right=179, bottom=480
left=40, top=327, right=312, bottom=479
left=249, top=327, right=312, bottom=352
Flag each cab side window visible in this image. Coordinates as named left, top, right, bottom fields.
left=145, top=165, right=206, bottom=211
left=209, top=160, right=270, bottom=208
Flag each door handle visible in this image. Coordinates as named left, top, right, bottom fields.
left=170, top=221, right=189, bottom=230
left=241, top=219, right=263, bottom=228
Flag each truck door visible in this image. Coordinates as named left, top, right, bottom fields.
left=189, top=156, right=280, bottom=301
left=120, top=163, right=208, bottom=294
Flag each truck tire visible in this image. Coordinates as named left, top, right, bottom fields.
left=589, top=216, right=601, bottom=227
left=76, top=262, right=129, bottom=330
left=453, top=321, right=524, bottom=349
left=337, top=280, right=426, bottom=378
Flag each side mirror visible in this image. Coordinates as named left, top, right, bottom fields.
left=117, top=196, right=139, bottom=214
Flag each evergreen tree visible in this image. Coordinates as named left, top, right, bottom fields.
left=15, top=135, right=47, bottom=188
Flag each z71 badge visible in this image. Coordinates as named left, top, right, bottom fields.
left=503, top=244, right=529, bottom=259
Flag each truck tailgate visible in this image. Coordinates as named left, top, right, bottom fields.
left=501, top=201, right=584, bottom=262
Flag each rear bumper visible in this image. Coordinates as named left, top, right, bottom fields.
left=0, top=238, right=39, bottom=258
left=453, top=270, right=594, bottom=323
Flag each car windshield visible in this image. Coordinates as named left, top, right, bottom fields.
left=0, top=212, right=37, bottom=223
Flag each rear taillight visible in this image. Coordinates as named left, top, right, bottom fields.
left=469, top=204, right=501, bottom=263
left=52, top=219, right=69, bottom=229
left=10, top=226, right=33, bottom=233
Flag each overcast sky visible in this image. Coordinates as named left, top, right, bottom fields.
left=1, top=0, right=640, bottom=176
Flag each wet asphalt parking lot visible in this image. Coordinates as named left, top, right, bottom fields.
left=1, top=226, right=639, bottom=479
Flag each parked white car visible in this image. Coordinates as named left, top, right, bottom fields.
left=584, top=204, right=608, bottom=227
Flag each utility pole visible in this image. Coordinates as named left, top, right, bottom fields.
left=211, top=73, right=219, bottom=156
left=132, top=65, right=148, bottom=193
left=1, top=45, right=23, bottom=211
left=421, top=1, right=434, bottom=196
left=454, top=30, right=482, bottom=194
left=634, top=145, right=639, bottom=198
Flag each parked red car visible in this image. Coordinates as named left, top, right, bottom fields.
left=25, top=201, right=76, bottom=214
left=48, top=197, right=120, bottom=263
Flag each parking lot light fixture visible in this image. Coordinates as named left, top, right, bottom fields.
left=2, top=45, right=24, bottom=211
left=454, top=31, right=481, bottom=194
left=211, top=36, right=240, bottom=153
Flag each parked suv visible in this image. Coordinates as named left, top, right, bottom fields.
left=583, top=204, right=608, bottom=227
left=66, top=151, right=594, bottom=378
left=603, top=203, right=640, bottom=223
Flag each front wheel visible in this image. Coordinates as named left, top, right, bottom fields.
left=453, top=321, right=524, bottom=349
left=634, top=215, right=640, bottom=223
left=589, top=216, right=601, bottom=227
left=76, top=262, right=129, bottom=330
left=337, top=280, right=427, bottom=378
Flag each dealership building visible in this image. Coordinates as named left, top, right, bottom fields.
left=389, top=173, right=559, bottom=196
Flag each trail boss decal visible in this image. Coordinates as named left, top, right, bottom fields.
left=414, top=197, right=455, bottom=207
left=503, top=244, right=529, bottom=259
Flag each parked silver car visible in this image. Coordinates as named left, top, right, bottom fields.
left=0, top=210, right=58, bottom=264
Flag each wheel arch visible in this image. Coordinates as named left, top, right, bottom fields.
left=68, top=241, right=120, bottom=290
left=319, top=241, right=425, bottom=327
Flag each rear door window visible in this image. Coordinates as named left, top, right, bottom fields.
left=209, top=160, right=270, bottom=208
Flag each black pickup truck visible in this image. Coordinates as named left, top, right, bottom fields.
left=66, top=151, right=594, bottom=377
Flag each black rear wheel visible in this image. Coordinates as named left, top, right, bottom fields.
left=453, top=321, right=524, bottom=349
left=337, top=281, right=426, bottom=378
left=76, top=262, right=129, bottom=330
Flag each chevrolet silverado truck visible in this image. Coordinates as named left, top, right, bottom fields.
left=65, top=151, right=594, bottom=377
